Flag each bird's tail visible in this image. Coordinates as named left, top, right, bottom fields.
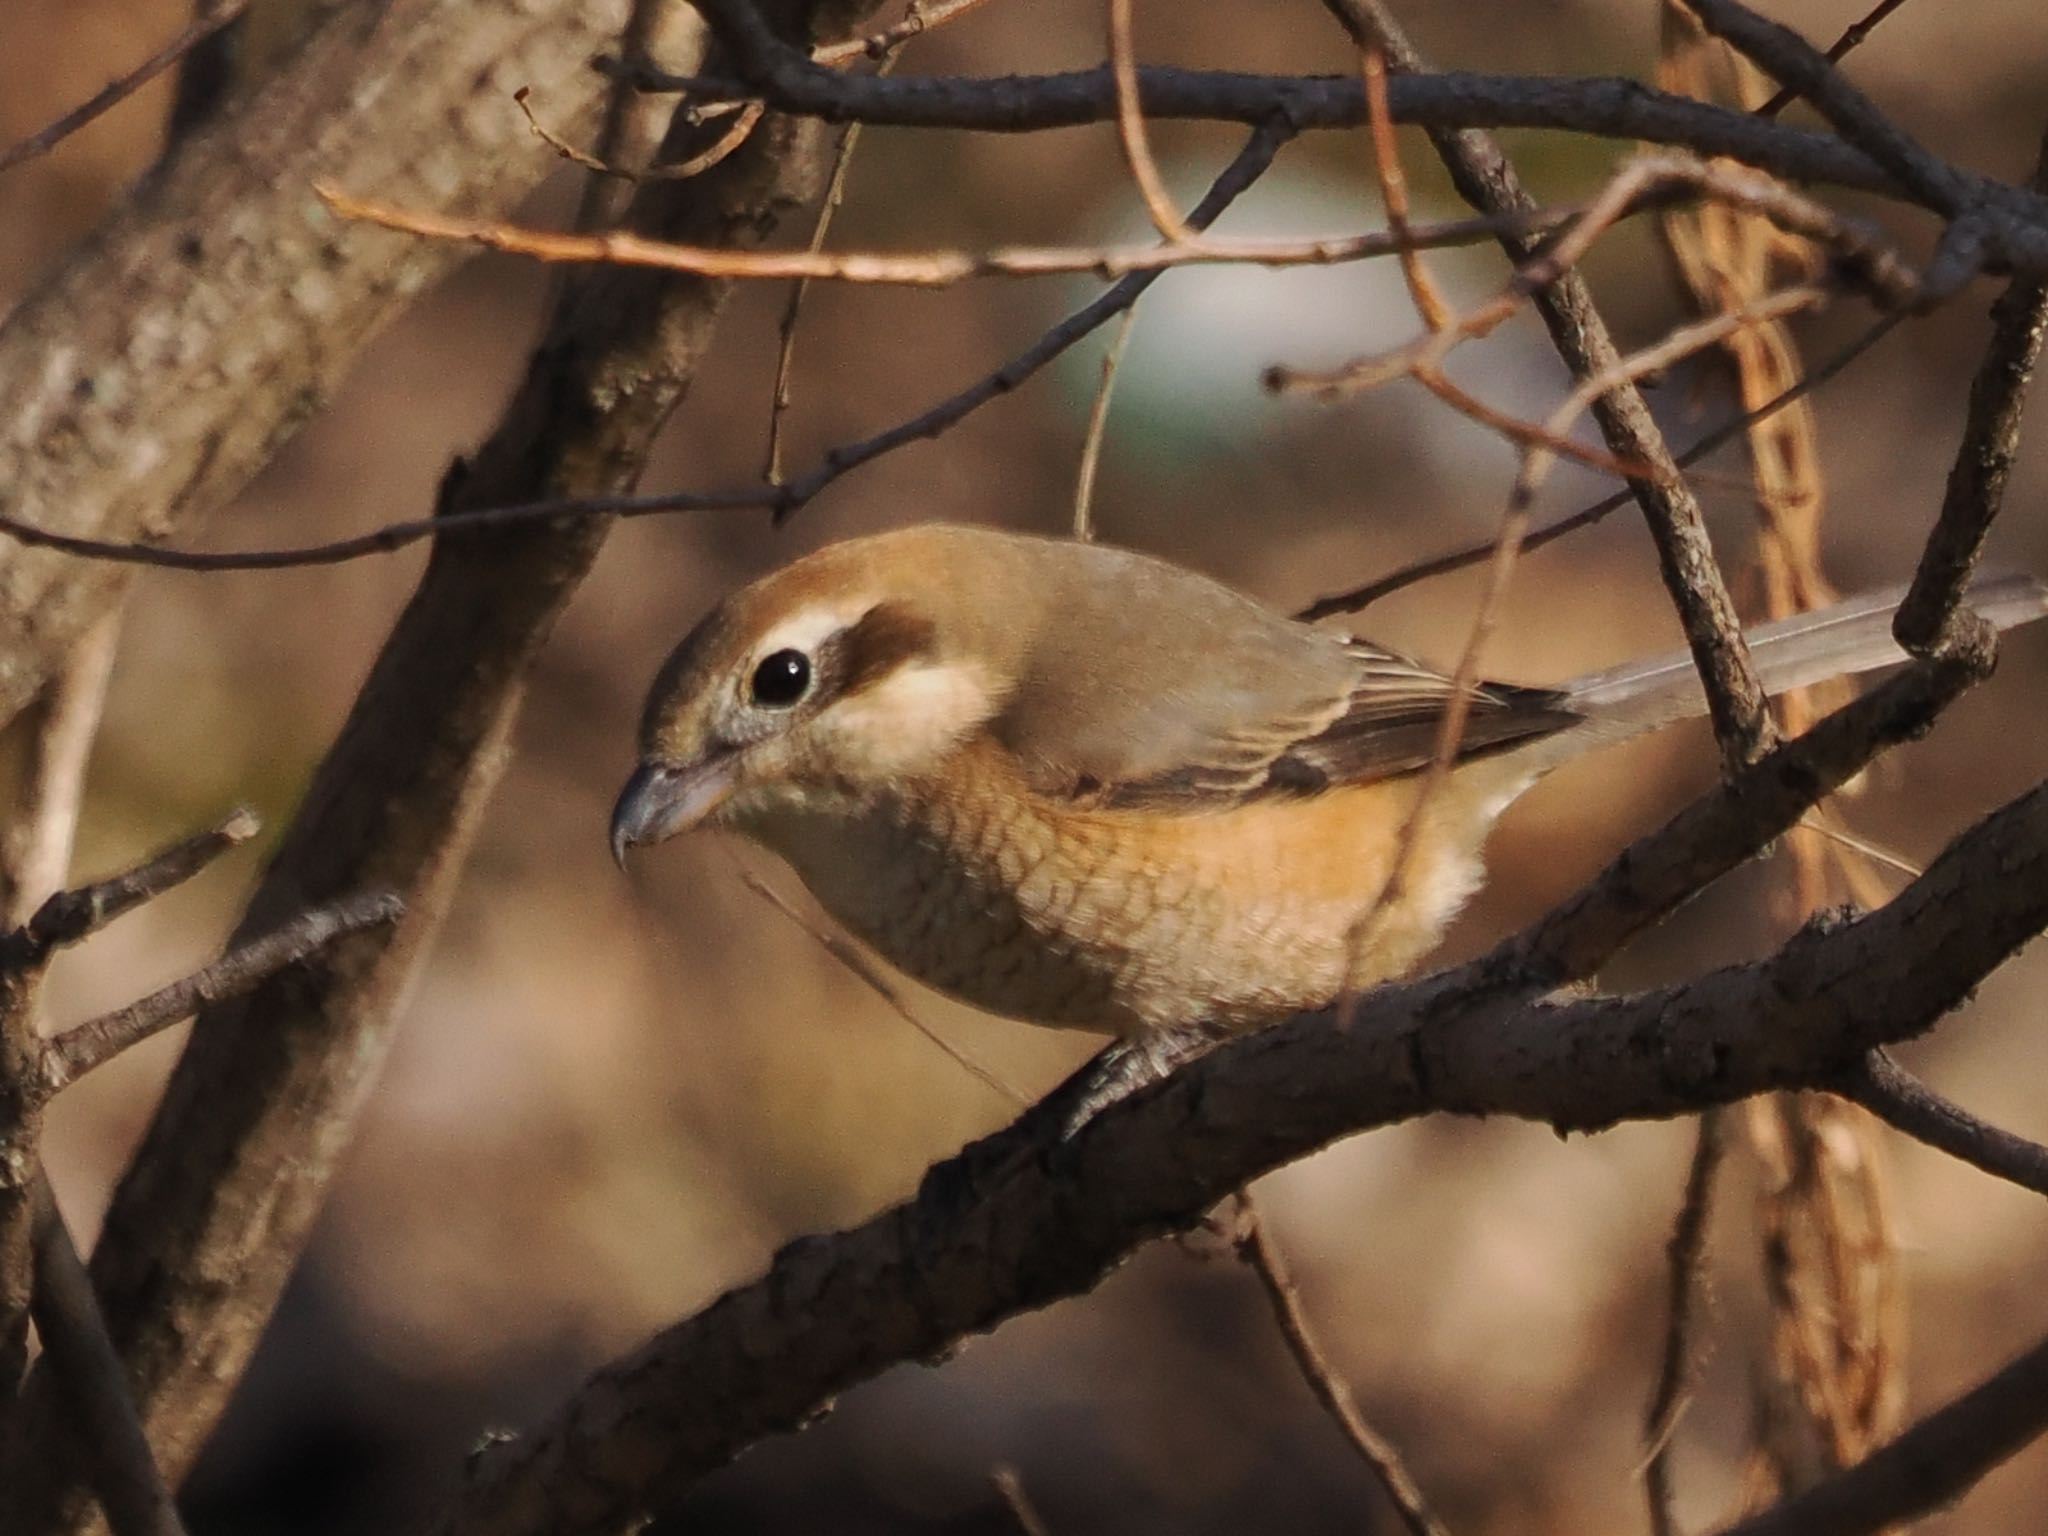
left=1516, top=572, right=2048, bottom=775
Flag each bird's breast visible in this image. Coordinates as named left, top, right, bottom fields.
left=743, top=748, right=1511, bottom=1035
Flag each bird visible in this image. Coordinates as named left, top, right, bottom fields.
left=612, top=523, right=2047, bottom=1039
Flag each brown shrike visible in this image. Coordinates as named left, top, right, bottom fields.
left=612, top=524, right=2046, bottom=1037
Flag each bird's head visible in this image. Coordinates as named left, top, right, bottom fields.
left=610, top=528, right=1029, bottom=866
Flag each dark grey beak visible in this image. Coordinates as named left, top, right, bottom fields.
left=609, top=755, right=738, bottom=869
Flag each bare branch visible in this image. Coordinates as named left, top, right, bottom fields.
left=1754, top=0, right=1914, bottom=120
left=1233, top=1194, right=1450, bottom=1536
left=38, top=892, right=406, bottom=1098
left=27, top=1183, right=187, bottom=1536
left=656, top=3, right=2048, bottom=256
left=315, top=180, right=1552, bottom=285
left=1104, top=0, right=1190, bottom=243
left=812, top=0, right=1002, bottom=66
left=1070, top=310, right=1135, bottom=542
left=13, top=811, right=259, bottom=966
left=1292, top=312, right=1904, bottom=621
left=0, top=0, right=248, bottom=178
left=1643, top=1110, right=1729, bottom=1536
left=1712, top=1324, right=2048, bottom=1536
left=1683, top=0, right=1969, bottom=216
left=442, top=766, right=2048, bottom=1536
left=1896, top=129, right=2048, bottom=652
left=0, top=120, right=1294, bottom=575
left=0, top=619, right=121, bottom=931
left=1837, top=1052, right=2048, bottom=1199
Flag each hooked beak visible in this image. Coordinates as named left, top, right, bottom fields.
left=610, top=754, right=738, bottom=869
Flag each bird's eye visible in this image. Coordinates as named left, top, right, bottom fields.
left=749, top=648, right=811, bottom=708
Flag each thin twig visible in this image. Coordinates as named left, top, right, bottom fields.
left=1269, top=152, right=1912, bottom=400
left=12, top=810, right=260, bottom=964
left=724, top=856, right=1023, bottom=1106
left=1234, top=1194, right=1451, bottom=1536
left=1293, top=310, right=1902, bottom=621
left=1896, top=128, right=2048, bottom=652
left=767, top=48, right=904, bottom=483
left=1644, top=1110, right=1729, bottom=1536
left=0, top=124, right=1293, bottom=577
left=1360, top=45, right=1450, bottom=330
left=1754, top=0, right=1915, bottom=120
left=0, top=0, right=250, bottom=178
left=514, top=86, right=766, bottom=181
left=812, top=0, right=1002, bottom=66
left=39, top=891, right=405, bottom=1095
left=1838, top=1051, right=2048, bottom=1199
left=1105, top=0, right=1190, bottom=242
left=317, top=180, right=1544, bottom=286
left=1071, top=310, right=1136, bottom=541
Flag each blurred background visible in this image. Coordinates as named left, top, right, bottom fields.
left=7, top=0, right=2048, bottom=1531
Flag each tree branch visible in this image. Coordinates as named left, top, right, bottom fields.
left=442, top=769, right=2048, bottom=1536
left=0, top=0, right=646, bottom=736
left=1712, top=1324, right=2048, bottom=1536
left=1837, top=1051, right=2048, bottom=1199
left=1896, top=129, right=2048, bottom=652
left=38, top=892, right=406, bottom=1097
left=0, top=4, right=890, bottom=1528
left=0, top=0, right=249, bottom=178
left=27, top=1183, right=187, bottom=1536
left=650, top=4, right=2048, bottom=264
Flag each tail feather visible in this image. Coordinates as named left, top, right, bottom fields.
left=1528, top=572, right=2048, bottom=767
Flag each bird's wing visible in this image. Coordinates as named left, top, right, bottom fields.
left=994, top=612, right=1579, bottom=810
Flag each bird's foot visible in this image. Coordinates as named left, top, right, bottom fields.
left=1053, top=1024, right=1225, bottom=1141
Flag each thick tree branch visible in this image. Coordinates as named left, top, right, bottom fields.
left=27, top=1184, right=186, bottom=1536
left=0, top=5, right=885, bottom=1529
left=442, top=770, right=2048, bottom=1536
left=0, top=0, right=643, bottom=735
